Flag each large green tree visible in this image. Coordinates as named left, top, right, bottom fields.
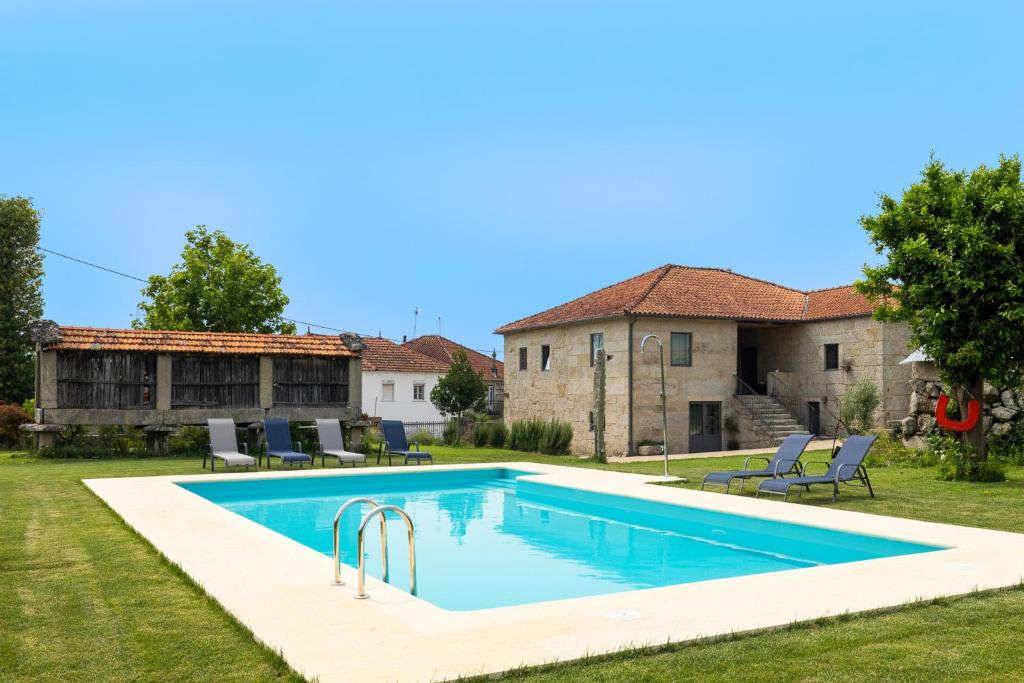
left=0, top=196, right=44, bottom=403
left=858, top=155, right=1024, bottom=460
left=430, top=349, right=487, bottom=419
left=135, top=226, right=296, bottom=334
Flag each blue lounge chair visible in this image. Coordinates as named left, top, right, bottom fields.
left=701, top=434, right=814, bottom=493
left=756, top=434, right=878, bottom=502
left=261, top=418, right=312, bottom=468
left=378, top=420, right=432, bottom=466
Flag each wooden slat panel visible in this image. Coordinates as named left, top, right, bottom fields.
left=272, top=357, right=348, bottom=406
left=56, top=351, right=156, bottom=409
left=171, top=355, right=259, bottom=408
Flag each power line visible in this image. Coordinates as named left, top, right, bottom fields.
left=40, top=245, right=502, bottom=355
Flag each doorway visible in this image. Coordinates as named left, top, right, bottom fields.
left=689, top=402, right=722, bottom=453
left=739, top=347, right=759, bottom=393
left=807, top=401, right=821, bottom=436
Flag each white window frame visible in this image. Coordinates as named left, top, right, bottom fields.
left=381, top=381, right=395, bottom=402
left=413, top=382, right=425, bottom=401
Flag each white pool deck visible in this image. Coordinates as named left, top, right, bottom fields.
left=86, top=463, right=1024, bottom=683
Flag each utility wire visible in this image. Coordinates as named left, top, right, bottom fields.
left=41, top=245, right=500, bottom=356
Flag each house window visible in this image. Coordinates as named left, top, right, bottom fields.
left=541, top=345, right=551, bottom=371
left=519, top=347, right=528, bottom=371
left=382, top=381, right=395, bottom=402
left=824, top=344, right=840, bottom=371
left=590, top=333, right=604, bottom=366
left=412, top=382, right=425, bottom=401
left=670, top=332, right=692, bottom=367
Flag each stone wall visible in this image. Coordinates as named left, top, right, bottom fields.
left=901, top=360, right=1022, bottom=448
left=738, top=318, right=912, bottom=433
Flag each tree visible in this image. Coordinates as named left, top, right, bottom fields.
left=857, top=155, right=1024, bottom=460
left=135, top=226, right=296, bottom=334
left=430, top=349, right=486, bottom=420
left=0, top=196, right=44, bottom=403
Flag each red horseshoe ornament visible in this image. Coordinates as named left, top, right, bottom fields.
left=935, top=393, right=981, bottom=432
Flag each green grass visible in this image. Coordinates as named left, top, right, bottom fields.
left=3, top=448, right=1024, bottom=682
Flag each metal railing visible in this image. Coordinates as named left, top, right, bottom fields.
left=734, top=374, right=780, bottom=440
left=356, top=505, right=416, bottom=599
left=332, top=498, right=385, bottom=586
left=767, top=372, right=811, bottom=434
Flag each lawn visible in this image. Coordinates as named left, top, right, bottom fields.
left=3, top=447, right=1024, bottom=682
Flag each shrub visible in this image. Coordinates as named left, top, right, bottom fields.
left=410, top=430, right=435, bottom=447
left=360, top=427, right=382, bottom=455
left=538, top=420, right=573, bottom=455
left=96, top=425, right=145, bottom=458
left=839, top=379, right=881, bottom=435
left=488, top=421, right=508, bottom=448
left=443, top=417, right=461, bottom=446
left=508, top=418, right=545, bottom=452
left=472, top=422, right=491, bottom=447
left=931, top=434, right=1007, bottom=482
left=169, top=425, right=211, bottom=456
left=865, top=434, right=938, bottom=468
left=22, top=398, right=35, bottom=417
left=990, top=422, right=1024, bottom=465
left=0, top=403, right=31, bottom=446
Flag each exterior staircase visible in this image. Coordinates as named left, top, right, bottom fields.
left=733, top=393, right=811, bottom=441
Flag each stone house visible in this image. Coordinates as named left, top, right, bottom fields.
left=496, top=265, right=913, bottom=456
left=26, top=323, right=365, bottom=451
left=360, top=337, right=450, bottom=422
left=403, top=335, right=505, bottom=415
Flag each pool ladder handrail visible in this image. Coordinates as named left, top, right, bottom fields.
left=356, top=505, right=416, bottom=600
left=332, top=498, right=387, bottom=586
left=332, top=498, right=417, bottom=600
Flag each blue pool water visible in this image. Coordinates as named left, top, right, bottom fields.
left=180, top=468, right=943, bottom=611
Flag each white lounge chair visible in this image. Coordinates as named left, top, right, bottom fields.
left=204, top=418, right=257, bottom=471
left=315, top=418, right=367, bottom=467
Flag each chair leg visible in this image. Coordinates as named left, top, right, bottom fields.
left=833, top=483, right=839, bottom=503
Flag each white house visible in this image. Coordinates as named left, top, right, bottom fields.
left=360, top=337, right=449, bottom=422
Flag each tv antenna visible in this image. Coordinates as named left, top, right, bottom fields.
left=412, top=307, right=420, bottom=339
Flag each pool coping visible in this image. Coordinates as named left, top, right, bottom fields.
left=85, top=463, right=1024, bottom=682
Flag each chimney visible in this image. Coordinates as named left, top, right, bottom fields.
left=402, top=335, right=407, bottom=343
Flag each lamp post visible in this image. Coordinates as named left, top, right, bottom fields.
left=640, top=334, right=670, bottom=478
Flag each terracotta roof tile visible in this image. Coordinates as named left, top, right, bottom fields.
left=403, top=335, right=504, bottom=380
left=51, top=326, right=357, bottom=357
left=360, top=337, right=449, bottom=373
left=495, top=265, right=876, bottom=332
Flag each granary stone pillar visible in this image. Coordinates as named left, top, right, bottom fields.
left=156, top=355, right=172, bottom=411
left=259, top=356, right=274, bottom=409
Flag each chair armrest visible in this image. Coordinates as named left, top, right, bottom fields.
left=294, top=441, right=303, bottom=453
left=240, top=443, right=248, bottom=455
left=773, top=459, right=798, bottom=476
left=413, top=441, right=421, bottom=451
left=801, top=460, right=830, bottom=476
left=835, top=462, right=862, bottom=483
left=743, top=456, right=770, bottom=472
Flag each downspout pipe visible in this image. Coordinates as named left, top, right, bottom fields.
left=627, top=315, right=636, bottom=455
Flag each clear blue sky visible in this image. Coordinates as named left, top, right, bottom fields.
left=3, top=1, right=1022, bottom=357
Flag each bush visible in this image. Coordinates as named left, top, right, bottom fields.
left=360, top=427, right=382, bottom=455
left=538, top=420, right=573, bottom=455
left=839, top=379, right=881, bottom=435
left=472, top=422, right=491, bottom=447
left=96, top=425, right=146, bottom=458
left=931, top=434, right=1007, bottom=482
left=22, top=398, right=35, bottom=417
left=507, top=418, right=572, bottom=454
left=488, top=421, right=508, bottom=448
left=169, top=425, right=211, bottom=456
left=409, top=430, right=435, bottom=447
left=865, top=434, right=939, bottom=468
left=990, top=422, right=1024, bottom=465
left=443, top=418, right=461, bottom=446
left=0, top=403, right=31, bottom=446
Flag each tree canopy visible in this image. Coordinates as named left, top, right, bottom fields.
left=134, top=226, right=296, bottom=334
left=857, top=154, right=1024, bottom=458
left=0, top=196, right=44, bottom=403
left=430, top=349, right=486, bottom=418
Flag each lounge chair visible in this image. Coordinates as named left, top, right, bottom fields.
left=756, top=434, right=878, bottom=502
left=701, top=434, right=814, bottom=493
left=261, top=418, right=312, bottom=468
left=204, top=418, right=257, bottom=471
left=378, top=420, right=432, bottom=466
left=315, top=418, right=367, bottom=467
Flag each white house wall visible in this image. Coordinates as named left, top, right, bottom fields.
left=362, top=370, right=444, bottom=422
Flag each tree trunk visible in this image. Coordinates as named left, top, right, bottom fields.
left=960, top=374, right=987, bottom=461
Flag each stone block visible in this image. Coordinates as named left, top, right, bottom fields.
left=991, top=405, right=1018, bottom=422
left=991, top=421, right=1013, bottom=437
left=900, top=416, right=917, bottom=436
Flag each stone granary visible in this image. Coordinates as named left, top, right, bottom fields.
left=24, top=322, right=367, bottom=452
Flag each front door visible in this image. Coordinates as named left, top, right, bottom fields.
left=807, top=401, right=821, bottom=436
left=739, top=347, right=758, bottom=393
left=689, top=402, right=722, bottom=453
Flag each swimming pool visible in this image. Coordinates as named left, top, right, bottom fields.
left=180, top=467, right=941, bottom=611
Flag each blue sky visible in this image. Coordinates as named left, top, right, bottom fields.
left=2, top=1, right=1022, bottom=357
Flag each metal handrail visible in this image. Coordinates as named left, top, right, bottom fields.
left=768, top=372, right=809, bottom=432
left=355, top=505, right=416, bottom=600
left=733, top=374, right=777, bottom=439
left=333, top=498, right=387, bottom=586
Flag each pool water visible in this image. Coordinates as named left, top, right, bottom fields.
left=180, top=468, right=942, bottom=611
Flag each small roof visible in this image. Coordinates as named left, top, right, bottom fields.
left=900, top=348, right=932, bottom=364
left=495, top=264, right=878, bottom=333
left=403, top=335, right=504, bottom=380
left=49, top=326, right=358, bottom=357
left=360, top=337, right=449, bottom=373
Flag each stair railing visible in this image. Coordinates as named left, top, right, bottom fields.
left=733, top=374, right=777, bottom=440
left=767, top=372, right=807, bottom=431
